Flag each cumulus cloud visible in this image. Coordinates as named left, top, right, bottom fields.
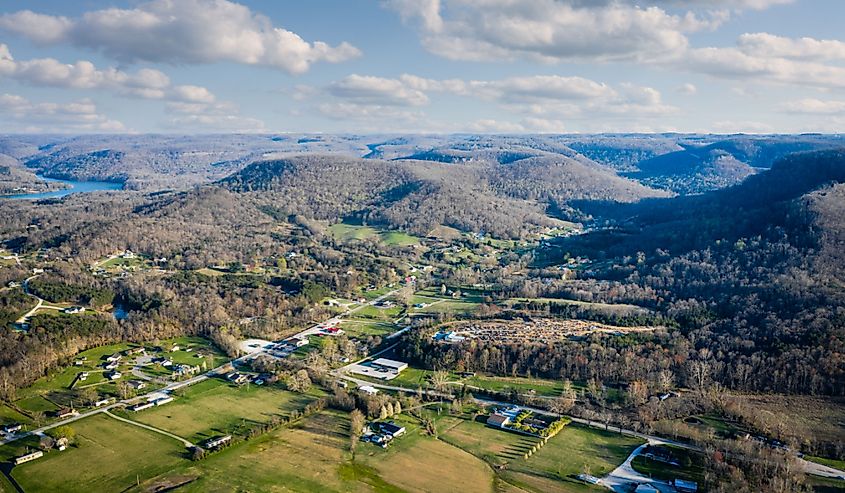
left=304, top=73, right=676, bottom=128
left=0, top=44, right=216, bottom=103
left=0, top=93, right=125, bottom=132
left=0, top=0, right=360, bottom=74
left=685, top=42, right=845, bottom=89
left=327, top=75, right=430, bottom=106
left=164, top=97, right=265, bottom=133
left=737, top=33, right=845, bottom=60
left=384, top=0, right=734, bottom=63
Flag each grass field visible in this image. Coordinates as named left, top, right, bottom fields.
left=129, top=378, right=316, bottom=442
left=338, top=320, right=399, bottom=339
left=138, top=409, right=494, bottom=493
left=438, top=411, right=642, bottom=493
left=10, top=413, right=190, bottom=493
left=631, top=445, right=705, bottom=483
left=464, top=374, right=569, bottom=397
left=503, top=423, right=642, bottom=492
left=328, top=222, right=420, bottom=247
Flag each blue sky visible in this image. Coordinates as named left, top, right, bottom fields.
left=1, top=0, right=844, bottom=134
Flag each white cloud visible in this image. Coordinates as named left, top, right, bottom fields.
left=305, top=73, right=676, bottom=130
left=164, top=97, right=265, bottom=133
left=738, top=33, right=845, bottom=61
left=318, top=73, right=673, bottom=116
left=0, top=10, right=71, bottom=44
left=0, top=44, right=216, bottom=103
left=677, top=83, right=698, bottom=95
left=327, top=75, right=429, bottom=106
left=685, top=44, right=845, bottom=89
left=385, top=0, right=735, bottom=63
left=0, top=93, right=125, bottom=133
left=0, top=0, right=360, bottom=74
left=780, top=98, right=845, bottom=115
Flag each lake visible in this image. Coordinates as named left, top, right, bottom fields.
left=2, top=175, right=123, bottom=200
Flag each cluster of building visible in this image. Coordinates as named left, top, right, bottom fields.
left=225, top=371, right=265, bottom=386
left=362, top=421, right=406, bottom=447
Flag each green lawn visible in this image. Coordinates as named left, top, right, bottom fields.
left=464, top=374, right=570, bottom=397
left=138, top=409, right=491, bottom=493
left=504, top=423, right=642, bottom=492
left=328, top=223, right=420, bottom=247
left=338, top=320, right=399, bottom=339
left=440, top=412, right=642, bottom=493
left=10, top=414, right=190, bottom=493
left=631, top=445, right=705, bottom=483
left=351, top=304, right=405, bottom=321
left=128, top=378, right=316, bottom=442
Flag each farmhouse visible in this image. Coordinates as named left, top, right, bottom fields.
left=486, top=413, right=511, bottom=428
left=226, top=372, right=249, bottom=385
left=54, top=408, right=79, bottom=419
left=373, top=422, right=405, bottom=438
left=128, top=380, right=147, bottom=390
left=14, top=451, right=43, bottom=465
left=358, top=385, right=379, bottom=395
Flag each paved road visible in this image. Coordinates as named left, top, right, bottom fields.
left=601, top=442, right=675, bottom=493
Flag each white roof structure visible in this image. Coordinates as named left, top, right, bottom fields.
left=359, top=385, right=379, bottom=395
left=371, top=358, right=408, bottom=370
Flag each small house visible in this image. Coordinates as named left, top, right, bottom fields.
left=128, top=380, right=147, bottom=390
left=358, top=385, right=379, bottom=395
left=94, top=398, right=112, bottom=407
left=3, top=424, right=22, bottom=434
left=486, top=413, right=510, bottom=428
left=106, top=370, right=122, bottom=380
left=54, top=408, right=78, bottom=419
left=374, top=422, right=405, bottom=438
left=64, top=306, right=85, bottom=314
